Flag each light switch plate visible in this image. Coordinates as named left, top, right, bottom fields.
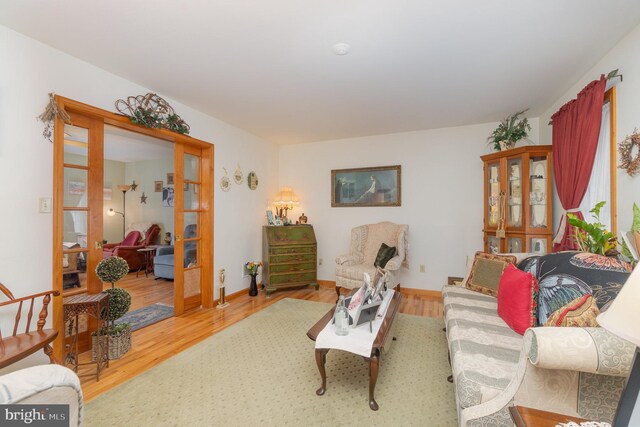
left=39, top=197, right=52, bottom=213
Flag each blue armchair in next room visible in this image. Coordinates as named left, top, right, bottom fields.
left=153, top=224, right=198, bottom=280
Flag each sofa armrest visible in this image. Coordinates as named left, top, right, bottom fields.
left=335, top=254, right=356, bottom=266
left=114, top=245, right=144, bottom=252
left=156, top=246, right=174, bottom=256
left=103, top=243, right=119, bottom=250
left=384, top=255, right=402, bottom=271
left=525, top=327, right=634, bottom=377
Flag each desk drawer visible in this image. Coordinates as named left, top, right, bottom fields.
left=270, top=253, right=316, bottom=264
left=269, top=271, right=316, bottom=286
left=270, top=246, right=316, bottom=255
left=269, top=262, right=316, bottom=274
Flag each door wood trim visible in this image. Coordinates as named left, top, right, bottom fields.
left=53, top=96, right=215, bottom=360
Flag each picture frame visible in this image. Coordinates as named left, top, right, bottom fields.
left=103, top=188, right=112, bottom=201
left=154, top=181, right=163, bottom=192
left=166, top=173, right=174, bottom=186
left=68, top=181, right=86, bottom=195
left=266, top=210, right=275, bottom=225
left=162, top=186, right=175, bottom=207
left=331, top=165, right=401, bottom=207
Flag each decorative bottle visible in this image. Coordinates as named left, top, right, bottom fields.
left=334, top=296, right=349, bottom=336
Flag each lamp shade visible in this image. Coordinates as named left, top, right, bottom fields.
left=107, top=208, right=116, bottom=217
left=273, top=187, right=299, bottom=207
left=597, top=265, right=640, bottom=347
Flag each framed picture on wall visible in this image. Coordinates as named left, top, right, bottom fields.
left=162, top=186, right=175, bottom=207
left=331, top=165, right=401, bottom=207
left=167, top=173, right=174, bottom=186
left=68, top=181, right=86, bottom=195
left=154, top=181, right=163, bottom=192
left=103, top=188, right=112, bottom=200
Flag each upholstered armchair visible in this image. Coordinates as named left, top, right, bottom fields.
left=154, top=224, right=198, bottom=280
left=335, top=221, right=408, bottom=297
left=103, top=224, right=161, bottom=271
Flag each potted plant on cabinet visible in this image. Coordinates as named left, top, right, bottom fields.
left=93, top=256, right=133, bottom=360
left=488, top=109, right=531, bottom=151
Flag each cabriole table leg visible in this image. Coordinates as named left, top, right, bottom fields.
left=315, top=348, right=329, bottom=396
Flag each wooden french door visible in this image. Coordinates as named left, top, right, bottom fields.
left=173, top=143, right=214, bottom=314
left=52, top=96, right=214, bottom=361
left=53, top=112, right=105, bottom=361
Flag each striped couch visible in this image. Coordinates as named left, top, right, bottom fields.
left=443, top=284, right=635, bottom=426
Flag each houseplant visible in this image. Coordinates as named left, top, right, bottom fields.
left=487, top=109, right=531, bottom=151
left=245, top=261, right=262, bottom=297
left=93, top=256, right=133, bottom=359
left=567, top=201, right=618, bottom=256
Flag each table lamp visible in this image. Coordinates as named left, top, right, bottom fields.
left=273, top=186, right=299, bottom=219
left=597, top=265, right=640, bottom=426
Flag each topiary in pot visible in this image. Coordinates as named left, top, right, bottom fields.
left=93, top=257, right=133, bottom=359
left=95, top=256, right=129, bottom=288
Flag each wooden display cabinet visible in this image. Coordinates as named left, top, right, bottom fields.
left=482, top=146, right=553, bottom=255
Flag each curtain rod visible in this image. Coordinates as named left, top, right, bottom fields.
left=547, top=69, right=622, bottom=125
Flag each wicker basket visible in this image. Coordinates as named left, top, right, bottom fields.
left=92, top=326, right=132, bottom=360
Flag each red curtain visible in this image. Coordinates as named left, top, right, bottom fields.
left=552, top=75, right=606, bottom=252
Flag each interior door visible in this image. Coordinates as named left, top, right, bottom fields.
left=53, top=112, right=104, bottom=361
left=174, top=143, right=213, bottom=314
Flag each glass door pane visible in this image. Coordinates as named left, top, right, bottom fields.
left=487, top=162, right=501, bottom=228
left=507, top=236, right=523, bottom=253
left=174, top=145, right=203, bottom=313
left=507, top=158, right=522, bottom=228
left=530, top=156, right=548, bottom=229
left=486, top=235, right=501, bottom=254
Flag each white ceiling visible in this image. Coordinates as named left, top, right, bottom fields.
left=2, top=1, right=640, bottom=144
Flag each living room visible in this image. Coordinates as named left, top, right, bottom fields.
left=1, top=1, right=640, bottom=426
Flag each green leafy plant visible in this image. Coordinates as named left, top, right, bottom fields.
left=96, top=256, right=129, bottom=287
left=103, top=287, right=132, bottom=321
left=487, top=110, right=531, bottom=151
left=92, top=322, right=131, bottom=337
left=567, top=201, right=618, bottom=256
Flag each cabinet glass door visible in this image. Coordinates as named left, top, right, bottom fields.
left=486, top=235, right=501, bottom=254
left=507, top=236, right=524, bottom=253
left=530, top=156, right=548, bottom=229
left=507, top=158, right=523, bottom=228
left=487, top=161, right=501, bottom=228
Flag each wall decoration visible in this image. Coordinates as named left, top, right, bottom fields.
left=154, top=181, right=163, bottom=192
left=247, top=171, right=258, bottom=190
left=140, top=192, right=147, bottom=204
left=115, top=93, right=190, bottom=135
left=167, top=173, right=175, bottom=186
left=68, top=181, right=86, bottom=195
left=38, top=92, right=71, bottom=142
left=162, top=187, right=175, bottom=207
left=618, top=129, right=640, bottom=177
left=234, top=163, right=243, bottom=184
left=103, top=188, right=112, bottom=201
left=331, top=165, right=401, bottom=207
left=130, top=180, right=138, bottom=191
left=220, top=168, right=231, bottom=192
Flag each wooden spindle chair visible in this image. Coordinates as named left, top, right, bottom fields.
left=0, top=282, right=60, bottom=369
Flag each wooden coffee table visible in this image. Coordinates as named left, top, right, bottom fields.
left=306, top=290, right=402, bottom=410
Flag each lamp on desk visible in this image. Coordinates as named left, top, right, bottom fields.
left=273, top=186, right=299, bottom=219
left=597, top=265, right=640, bottom=426
left=106, top=185, right=131, bottom=238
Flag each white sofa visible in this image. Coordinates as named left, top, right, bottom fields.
left=443, top=284, right=634, bottom=426
left=0, top=365, right=83, bottom=426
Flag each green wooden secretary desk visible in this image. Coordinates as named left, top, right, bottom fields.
left=262, top=225, right=319, bottom=296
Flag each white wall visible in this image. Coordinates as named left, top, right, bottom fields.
left=0, top=24, right=278, bottom=308
left=124, top=158, right=175, bottom=241
left=278, top=120, right=540, bottom=290
left=539, top=23, right=640, bottom=234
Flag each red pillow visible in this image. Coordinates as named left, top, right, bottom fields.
left=497, top=264, right=539, bottom=335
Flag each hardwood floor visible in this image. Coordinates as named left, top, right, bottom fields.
left=78, top=284, right=443, bottom=401
left=117, top=272, right=174, bottom=311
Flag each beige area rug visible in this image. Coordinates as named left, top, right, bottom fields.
left=85, top=298, right=456, bottom=426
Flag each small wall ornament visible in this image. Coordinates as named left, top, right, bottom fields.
left=234, top=163, right=243, bottom=184
left=247, top=171, right=258, bottom=190
left=619, top=129, right=640, bottom=177
left=140, top=192, right=147, bottom=204
left=38, top=92, right=71, bottom=142
left=115, top=93, right=190, bottom=135
left=220, top=168, right=231, bottom=192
